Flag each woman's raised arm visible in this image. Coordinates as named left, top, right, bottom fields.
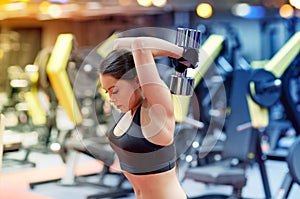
left=114, top=37, right=181, bottom=145
left=113, top=37, right=184, bottom=59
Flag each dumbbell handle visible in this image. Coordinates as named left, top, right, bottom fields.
left=172, top=28, right=201, bottom=72
left=255, top=79, right=282, bottom=93
left=175, top=27, right=201, bottom=50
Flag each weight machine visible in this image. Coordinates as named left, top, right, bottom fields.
left=183, top=28, right=300, bottom=199
left=28, top=33, right=135, bottom=199
left=247, top=31, right=300, bottom=199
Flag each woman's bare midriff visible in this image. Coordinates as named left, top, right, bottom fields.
left=123, top=167, right=187, bottom=199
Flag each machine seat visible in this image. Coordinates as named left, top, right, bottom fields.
left=65, top=136, right=115, bottom=167
left=185, top=161, right=247, bottom=189
left=287, top=136, right=300, bottom=185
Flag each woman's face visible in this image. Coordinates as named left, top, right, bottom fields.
left=99, top=74, right=141, bottom=113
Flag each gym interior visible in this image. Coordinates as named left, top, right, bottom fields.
left=0, top=0, right=300, bottom=199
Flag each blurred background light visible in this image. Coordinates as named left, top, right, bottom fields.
left=137, top=0, right=152, bottom=7
left=85, top=2, right=102, bottom=10
left=0, top=0, right=297, bottom=21
left=4, top=2, right=27, bottom=11
left=231, top=3, right=251, bottom=17
left=152, top=0, right=167, bottom=7
left=196, top=3, right=213, bottom=19
left=279, top=4, right=294, bottom=18
left=10, top=80, right=28, bottom=88
left=48, top=4, right=63, bottom=18
left=289, top=0, right=300, bottom=9
left=39, top=1, right=51, bottom=14
left=232, top=3, right=266, bottom=19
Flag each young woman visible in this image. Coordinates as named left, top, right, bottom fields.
left=99, top=37, right=188, bottom=199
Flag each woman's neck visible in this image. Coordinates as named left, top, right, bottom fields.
left=130, top=97, right=144, bottom=116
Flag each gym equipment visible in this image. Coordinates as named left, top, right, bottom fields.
left=250, top=31, right=300, bottom=199
left=86, top=28, right=226, bottom=197
left=249, top=31, right=300, bottom=159
left=248, top=31, right=300, bottom=109
left=169, top=27, right=201, bottom=96
left=29, top=33, right=134, bottom=199
left=172, top=34, right=225, bottom=123
left=183, top=69, right=258, bottom=199
left=4, top=39, right=71, bottom=166
left=269, top=33, right=300, bottom=199
left=41, top=28, right=229, bottom=198
left=1, top=65, right=41, bottom=169
left=280, top=60, right=300, bottom=137
left=171, top=32, right=226, bottom=169
left=0, top=104, right=22, bottom=169
left=46, top=34, right=82, bottom=125
left=24, top=64, right=47, bottom=126
left=0, top=114, right=4, bottom=172
left=248, top=68, right=282, bottom=107
left=183, top=31, right=300, bottom=199
left=275, top=135, right=300, bottom=199
left=20, top=61, right=51, bottom=154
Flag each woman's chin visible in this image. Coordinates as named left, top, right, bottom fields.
left=116, top=106, right=127, bottom=112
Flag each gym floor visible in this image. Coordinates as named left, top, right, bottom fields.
left=1, top=149, right=300, bottom=199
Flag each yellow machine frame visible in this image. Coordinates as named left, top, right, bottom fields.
left=172, top=35, right=225, bottom=123
left=248, top=31, right=300, bottom=129
left=46, top=34, right=82, bottom=125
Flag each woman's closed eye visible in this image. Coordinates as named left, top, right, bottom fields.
left=106, top=88, right=118, bottom=96
left=105, top=86, right=119, bottom=96
left=111, top=90, right=118, bottom=95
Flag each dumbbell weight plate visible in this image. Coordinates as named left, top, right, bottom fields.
left=248, top=69, right=281, bottom=107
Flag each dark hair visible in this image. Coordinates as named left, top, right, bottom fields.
left=99, top=49, right=136, bottom=80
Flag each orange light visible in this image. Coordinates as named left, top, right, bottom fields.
left=279, top=4, right=294, bottom=18
left=196, top=3, right=213, bottom=18
left=39, top=1, right=51, bottom=14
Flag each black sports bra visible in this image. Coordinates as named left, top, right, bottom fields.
left=107, top=105, right=176, bottom=175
